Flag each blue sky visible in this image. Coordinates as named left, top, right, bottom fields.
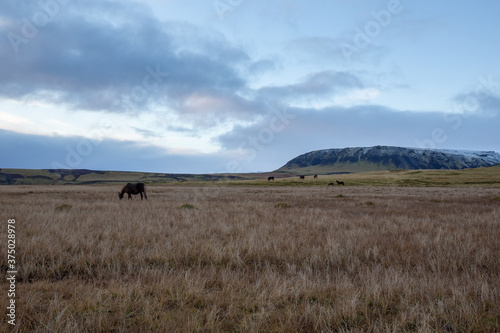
left=1, top=0, right=499, bottom=173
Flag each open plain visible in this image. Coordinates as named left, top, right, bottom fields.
left=1, top=183, right=500, bottom=332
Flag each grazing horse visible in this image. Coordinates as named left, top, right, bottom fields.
left=314, top=175, right=318, bottom=179
left=118, top=183, right=147, bottom=200
left=299, top=175, right=305, bottom=180
left=336, top=180, right=345, bottom=186
left=268, top=176, right=275, bottom=181
left=328, top=183, right=334, bottom=186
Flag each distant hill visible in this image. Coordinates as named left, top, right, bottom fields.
left=2, top=147, right=500, bottom=185
left=0, top=169, right=247, bottom=185
left=276, top=146, right=500, bottom=174
left=1, top=164, right=500, bottom=187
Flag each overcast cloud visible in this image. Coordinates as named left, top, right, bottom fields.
left=1, top=0, right=499, bottom=173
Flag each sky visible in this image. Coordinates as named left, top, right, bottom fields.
left=1, top=0, right=499, bottom=173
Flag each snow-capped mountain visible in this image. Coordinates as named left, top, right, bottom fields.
left=277, top=146, right=500, bottom=174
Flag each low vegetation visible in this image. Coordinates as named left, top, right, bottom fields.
left=274, top=202, right=292, bottom=209
left=178, top=203, right=197, bottom=210
left=2, top=165, right=500, bottom=186
left=0, top=168, right=248, bottom=185
left=1, top=184, right=499, bottom=331
left=269, top=165, right=500, bottom=187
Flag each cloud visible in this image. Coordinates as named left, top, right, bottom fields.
left=0, top=1, right=381, bottom=134
left=0, top=111, right=33, bottom=128
left=247, top=59, right=276, bottom=76
left=174, top=90, right=267, bottom=127
left=451, top=86, right=500, bottom=117
left=286, top=36, right=389, bottom=65
left=0, top=0, right=264, bottom=126
left=2, top=1, right=498, bottom=175
left=256, top=70, right=366, bottom=103
left=216, top=104, right=500, bottom=171
left=1, top=103, right=499, bottom=174
left=0, top=0, right=389, bottom=140
left=0, top=129, right=230, bottom=173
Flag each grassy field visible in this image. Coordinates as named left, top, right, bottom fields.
left=1, top=183, right=500, bottom=332
left=0, top=169, right=252, bottom=186
left=2, top=165, right=500, bottom=187
left=225, top=165, right=500, bottom=188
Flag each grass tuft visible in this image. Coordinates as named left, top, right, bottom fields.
left=274, top=202, right=292, bottom=208
left=179, top=203, right=197, bottom=210
left=55, top=203, right=72, bottom=212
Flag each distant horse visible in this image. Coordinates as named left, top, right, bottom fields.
left=118, top=183, right=147, bottom=200
left=299, top=175, right=305, bottom=180
left=336, top=180, right=345, bottom=186
left=328, top=183, right=334, bottom=186
left=268, top=176, right=275, bottom=181
left=314, top=175, right=318, bottom=179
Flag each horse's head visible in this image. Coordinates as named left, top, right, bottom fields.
left=118, top=191, right=124, bottom=200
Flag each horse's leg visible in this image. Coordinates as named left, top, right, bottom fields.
left=128, top=193, right=132, bottom=200
left=140, top=192, right=143, bottom=200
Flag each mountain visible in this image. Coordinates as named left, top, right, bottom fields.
left=276, top=146, right=500, bottom=174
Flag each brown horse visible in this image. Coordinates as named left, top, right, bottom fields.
left=118, top=183, right=147, bottom=200
left=336, top=180, right=345, bottom=186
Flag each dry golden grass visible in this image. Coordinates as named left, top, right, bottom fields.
left=1, top=184, right=500, bottom=332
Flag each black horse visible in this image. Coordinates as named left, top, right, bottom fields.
left=118, top=183, right=147, bottom=200
left=268, top=176, right=275, bottom=181
left=336, top=180, right=345, bottom=186
left=299, top=175, right=305, bottom=180
left=328, top=183, right=334, bottom=186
